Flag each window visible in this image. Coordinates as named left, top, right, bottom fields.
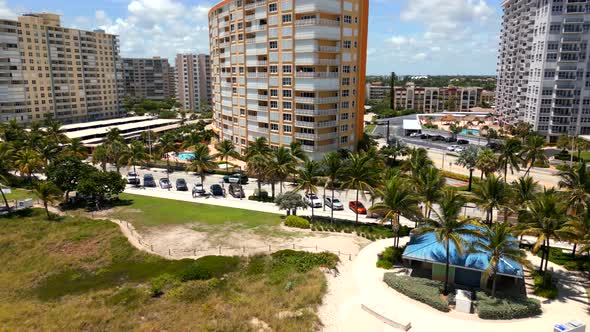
left=342, top=90, right=349, bottom=97
left=343, top=41, right=351, bottom=49
left=269, top=3, right=278, bottom=12
left=282, top=77, right=292, bottom=86
left=341, top=113, right=349, bottom=120
left=342, top=65, right=350, bottom=73
left=269, top=41, right=278, bottom=49
left=271, top=100, right=279, bottom=108
left=270, top=65, right=278, bottom=73
left=270, top=89, right=278, bottom=97
left=341, top=136, right=348, bottom=144
left=283, top=89, right=292, bottom=98
left=341, top=124, right=348, bottom=132
left=283, top=125, right=292, bottom=133
left=283, top=101, right=292, bottom=109
left=341, top=101, right=349, bottom=109
left=342, top=78, right=350, bottom=86
left=283, top=113, right=292, bottom=121
left=282, top=14, right=292, bottom=23
left=282, top=65, right=292, bottom=73
left=270, top=123, right=279, bottom=131
left=344, top=15, right=352, bottom=24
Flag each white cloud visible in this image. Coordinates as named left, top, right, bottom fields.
left=0, top=0, right=16, bottom=20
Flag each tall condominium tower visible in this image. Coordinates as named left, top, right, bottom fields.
left=175, top=53, right=212, bottom=112
left=497, top=0, right=590, bottom=140
left=123, top=57, right=175, bottom=101
left=208, top=0, right=369, bottom=158
left=0, top=13, right=124, bottom=124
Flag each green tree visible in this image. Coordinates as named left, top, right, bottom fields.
left=107, top=140, right=128, bottom=173
left=341, top=153, right=378, bottom=223
left=34, top=181, right=62, bottom=218
left=268, top=147, right=296, bottom=197
left=275, top=191, right=307, bottom=216
left=556, top=134, right=572, bottom=153
left=46, top=156, right=98, bottom=201
left=476, top=148, right=498, bottom=179
left=413, top=188, right=478, bottom=295
left=558, top=161, right=590, bottom=212
left=91, top=144, right=109, bottom=171
left=456, top=145, right=479, bottom=191
left=403, top=147, right=434, bottom=179
left=45, top=120, right=68, bottom=145
left=187, top=144, right=216, bottom=184
left=471, top=222, right=529, bottom=298
left=77, top=171, right=127, bottom=210
left=120, top=141, right=150, bottom=183
left=473, top=174, right=511, bottom=225
left=294, top=160, right=321, bottom=221
left=321, top=151, right=343, bottom=223
left=0, top=174, right=10, bottom=211
left=415, top=166, right=445, bottom=220
left=14, top=148, right=44, bottom=183
left=370, top=175, right=422, bottom=248
left=498, top=138, right=522, bottom=183
left=215, top=139, right=238, bottom=172
left=65, top=138, right=88, bottom=160
left=0, top=142, right=14, bottom=176
left=510, top=122, right=534, bottom=144
left=289, top=141, right=308, bottom=164
left=157, top=133, right=178, bottom=180
left=522, top=134, right=547, bottom=176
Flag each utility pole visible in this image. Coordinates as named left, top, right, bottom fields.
left=386, top=120, right=391, bottom=144
left=390, top=71, right=396, bottom=110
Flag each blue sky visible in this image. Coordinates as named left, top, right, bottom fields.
left=0, top=0, right=503, bottom=75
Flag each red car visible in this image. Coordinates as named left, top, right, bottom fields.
left=349, top=201, right=367, bottom=215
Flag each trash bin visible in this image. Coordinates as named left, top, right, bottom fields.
left=554, top=320, right=586, bottom=332
left=455, top=289, right=472, bottom=314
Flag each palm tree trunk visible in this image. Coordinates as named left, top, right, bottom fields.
left=44, top=201, right=49, bottom=218
left=355, top=189, right=360, bottom=224
left=468, top=169, right=473, bottom=191
left=257, top=177, right=262, bottom=199
left=539, top=243, right=545, bottom=273
left=280, top=180, right=283, bottom=194
left=572, top=243, right=577, bottom=258
left=271, top=182, right=275, bottom=199
left=331, top=186, right=335, bottom=224
left=444, top=239, right=450, bottom=295
left=504, top=164, right=508, bottom=183
left=491, top=271, right=498, bottom=298
left=311, top=204, right=315, bottom=222
left=323, top=185, right=326, bottom=211
left=0, top=187, right=9, bottom=211
left=544, top=238, right=550, bottom=274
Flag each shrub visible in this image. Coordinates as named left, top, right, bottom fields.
left=305, top=216, right=412, bottom=241
left=179, top=256, right=241, bottom=281
left=383, top=274, right=449, bottom=312
left=167, top=278, right=224, bottom=302
left=532, top=271, right=558, bottom=299
left=284, top=216, right=311, bottom=229
left=376, top=245, right=405, bottom=269
left=248, top=195, right=274, bottom=202
left=475, top=292, right=541, bottom=320
left=271, top=250, right=339, bottom=272
left=149, top=274, right=181, bottom=297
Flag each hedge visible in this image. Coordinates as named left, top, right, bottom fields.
left=383, top=274, right=450, bottom=312
left=284, top=216, right=311, bottom=229
left=475, top=292, right=541, bottom=320
left=376, top=245, right=405, bottom=269
left=308, top=216, right=412, bottom=241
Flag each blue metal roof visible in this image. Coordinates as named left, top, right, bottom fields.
left=402, top=225, right=524, bottom=278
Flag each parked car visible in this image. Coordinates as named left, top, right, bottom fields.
left=445, top=136, right=457, bottom=143
left=349, top=201, right=367, bottom=215
left=192, top=183, right=207, bottom=197
left=454, top=146, right=465, bottom=153
left=176, top=178, right=188, bottom=191
left=228, top=183, right=245, bottom=198
left=420, top=134, right=429, bottom=139
left=223, top=173, right=248, bottom=184
left=447, top=145, right=459, bottom=152
left=304, top=193, right=322, bottom=208
left=126, top=171, right=140, bottom=185
left=431, top=135, right=444, bottom=141
left=409, top=132, right=421, bottom=137
left=143, top=174, right=156, bottom=187
left=324, top=197, right=344, bottom=210
left=210, top=184, right=225, bottom=197
left=159, top=178, right=172, bottom=189
left=457, top=139, right=469, bottom=145
left=486, top=142, right=501, bottom=151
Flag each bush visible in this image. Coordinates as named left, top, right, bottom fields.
left=284, top=216, right=311, bottom=229
left=383, top=274, right=450, bottom=312
left=271, top=250, right=339, bottom=272
left=149, top=274, right=180, bottom=297
left=167, top=278, right=224, bottom=302
left=475, top=292, right=541, bottom=320
left=537, top=247, right=590, bottom=272
left=305, top=216, right=412, bottom=241
left=248, top=193, right=274, bottom=203
left=179, top=256, right=241, bottom=281
left=376, top=245, right=405, bottom=269
left=532, top=271, right=558, bottom=299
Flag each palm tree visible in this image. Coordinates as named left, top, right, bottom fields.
left=34, top=181, right=62, bottom=219
left=513, top=176, right=539, bottom=209
left=341, top=153, right=378, bottom=223
left=370, top=175, right=422, bottom=248
left=188, top=143, right=216, bottom=184
left=456, top=145, right=479, bottom=191
left=476, top=148, right=498, bottom=179
left=520, top=189, right=569, bottom=275
left=294, top=160, right=321, bottom=221
left=558, top=161, right=590, bottom=212
left=413, top=188, right=479, bottom=295
left=497, top=138, right=522, bottom=182
left=215, top=139, right=238, bottom=172
left=268, top=147, right=296, bottom=197
left=92, top=144, right=109, bottom=171
left=471, top=222, right=529, bottom=298
left=45, top=120, right=68, bottom=145
left=120, top=141, right=149, bottom=184
left=563, top=211, right=590, bottom=259
left=107, top=140, right=128, bottom=173
left=322, top=151, right=343, bottom=223
left=65, top=138, right=88, bottom=160
left=157, top=133, right=178, bottom=178
left=290, top=141, right=308, bottom=164
left=403, top=147, right=434, bottom=179
left=0, top=142, right=14, bottom=176
left=522, top=134, right=547, bottom=176
left=105, top=128, right=124, bottom=144
left=14, top=148, right=44, bottom=183
left=140, top=130, right=158, bottom=155
left=244, top=137, right=272, bottom=198
left=473, top=174, right=511, bottom=225
left=379, top=142, right=407, bottom=166
left=244, top=137, right=272, bottom=161
left=415, top=166, right=445, bottom=220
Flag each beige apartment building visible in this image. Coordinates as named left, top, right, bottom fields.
left=123, top=57, right=175, bottom=101
left=0, top=13, right=124, bottom=124
left=208, top=0, right=369, bottom=158
left=366, top=81, right=391, bottom=101
left=175, top=53, right=212, bottom=112
left=393, top=83, right=483, bottom=113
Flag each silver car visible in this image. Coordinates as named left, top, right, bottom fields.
left=324, top=197, right=344, bottom=210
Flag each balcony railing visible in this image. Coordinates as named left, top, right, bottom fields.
left=295, top=18, right=340, bottom=27
left=295, top=96, right=339, bottom=104
left=295, top=72, right=339, bottom=79
left=294, top=108, right=338, bottom=116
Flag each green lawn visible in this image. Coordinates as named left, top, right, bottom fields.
left=364, top=124, right=376, bottom=133
left=0, top=208, right=334, bottom=331
left=110, top=193, right=280, bottom=230
left=2, top=188, right=36, bottom=202
left=580, top=151, right=590, bottom=161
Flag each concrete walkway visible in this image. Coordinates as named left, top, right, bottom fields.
left=319, top=239, right=589, bottom=332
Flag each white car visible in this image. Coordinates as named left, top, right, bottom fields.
left=304, top=193, right=322, bottom=208
left=454, top=146, right=465, bottom=153
left=324, top=197, right=344, bottom=210
left=447, top=145, right=459, bottom=152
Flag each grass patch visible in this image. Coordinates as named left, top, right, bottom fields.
left=364, top=124, right=376, bottom=133
left=532, top=271, right=559, bottom=299
left=383, top=274, right=450, bottom=312
left=309, top=216, right=412, bottom=241
left=536, top=247, right=590, bottom=272
left=110, top=193, right=280, bottom=229
left=2, top=188, right=37, bottom=202
left=579, top=151, right=590, bottom=161
left=0, top=208, right=335, bottom=331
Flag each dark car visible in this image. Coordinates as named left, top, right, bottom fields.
left=223, top=173, right=249, bottom=184
left=445, top=136, right=457, bottom=143
left=457, top=139, right=469, bottom=145
left=228, top=183, right=245, bottom=198
left=431, top=135, right=444, bottom=141
left=210, top=184, right=225, bottom=197
left=420, top=134, right=429, bottom=139
left=176, top=178, right=188, bottom=191
left=159, top=178, right=172, bottom=189
left=143, top=174, right=156, bottom=187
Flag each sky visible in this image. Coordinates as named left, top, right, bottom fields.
left=0, top=0, right=504, bottom=75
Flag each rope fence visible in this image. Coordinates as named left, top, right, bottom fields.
left=121, top=221, right=357, bottom=261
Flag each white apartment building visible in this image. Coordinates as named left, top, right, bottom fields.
left=175, top=54, right=212, bottom=112
left=497, top=0, right=590, bottom=141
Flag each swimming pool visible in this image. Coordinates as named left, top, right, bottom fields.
left=460, top=129, right=480, bottom=136
left=175, top=152, right=195, bottom=161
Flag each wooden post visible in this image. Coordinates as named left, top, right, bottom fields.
left=349, top=254, right=352, bottom=261
left=168, top=248, right=171, bottom=256
left=151, top=244, right=153, bottom=251
left=316, top=244, right=318, bottom=251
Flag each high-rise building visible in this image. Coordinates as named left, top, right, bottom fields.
left=208, top=0, right=369, bottom=158
left=366, top=82, right=391, bottom=101
left=496, top=0, right=590, bottom=140
left=175, top=53, right=212, bottom=112
left=0, top=13, right=124, bottom=124
left=393, top=83, right=483, bottom=113
left=123, top=57, right=175, bottom=101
